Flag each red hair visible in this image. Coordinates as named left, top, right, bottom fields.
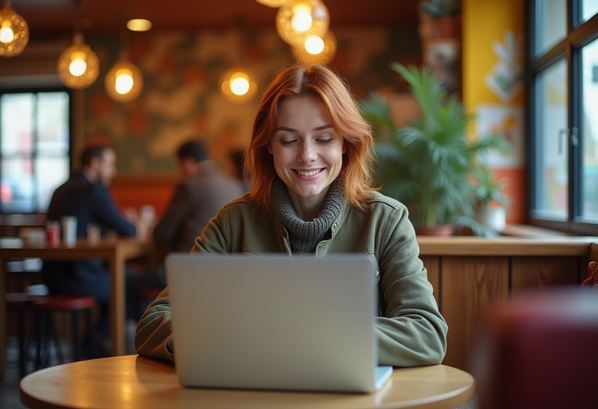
left=246, top=64, right=375, bottom=211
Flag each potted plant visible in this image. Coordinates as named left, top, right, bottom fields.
left=361, top=63, right=506, bottom=236
left=473, top=164, right=510, bottom=235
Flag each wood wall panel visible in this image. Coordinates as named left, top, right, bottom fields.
left=511, top=257, right=579, bottom=292
left=421, top=256, right=440, bottom=306
left=441, top=256, right=509, bottom=370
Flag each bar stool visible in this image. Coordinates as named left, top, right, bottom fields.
left=6, top=292, right=33, bottom=378
left=31, top=295, right=97, bottom=369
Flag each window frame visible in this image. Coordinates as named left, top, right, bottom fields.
left=527, top=1, right=598, bottom=235
left=0, top=86, right=73, bottom=214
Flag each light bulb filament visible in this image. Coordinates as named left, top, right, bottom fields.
left=305, top=35, right=324, bottom=55
left=115, top=70, right=134, bottom=95
left=68, top=52, right=88, bottom=77
left=0, top=24, right=15, bottom=44
left=291, top=4, right=313, bottom=32
left=230, top=74, right=250, bottom=96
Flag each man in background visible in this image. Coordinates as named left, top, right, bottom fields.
left=43, top=144, right=149, bottom=349
left=153, top=139, right=244, bottom=255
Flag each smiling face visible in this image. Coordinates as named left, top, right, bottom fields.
left=268, top=94, right=345, bottom=218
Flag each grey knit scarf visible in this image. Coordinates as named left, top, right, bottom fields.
left=271, top=178, right=344, bottom=253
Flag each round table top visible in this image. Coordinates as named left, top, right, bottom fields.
left=20, top=355, right=475, bottom=409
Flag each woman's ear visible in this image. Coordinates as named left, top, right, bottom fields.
left=266, top=141, right=273, bottom=154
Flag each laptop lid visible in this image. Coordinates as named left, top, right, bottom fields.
left=166, top=253, right=387, bottom=393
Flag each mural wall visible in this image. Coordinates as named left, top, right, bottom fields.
left=84, top=25, right=421, bottom=175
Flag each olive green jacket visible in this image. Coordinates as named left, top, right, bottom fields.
left=135, top=192, right=448, bottom=366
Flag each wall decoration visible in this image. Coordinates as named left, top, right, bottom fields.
left=485, top=30, right=523, bottom=102
left=476, top=104, right=523, bottom=167
left=84, top=26, right=421, bottom=174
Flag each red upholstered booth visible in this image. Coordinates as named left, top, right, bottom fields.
left=475, top=288, right=598, bottom=409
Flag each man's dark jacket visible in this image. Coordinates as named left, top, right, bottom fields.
left=42, top=172, right=136, bottom=301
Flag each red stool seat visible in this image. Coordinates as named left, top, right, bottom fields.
left=140, top=287, right=163, bottom=300
left=32, top=295, right=96, bottom=310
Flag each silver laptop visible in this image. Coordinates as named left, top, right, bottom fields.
left=166, top=253, right=393, bottom=393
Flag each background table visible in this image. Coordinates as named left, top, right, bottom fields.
left=0, top=239, right=148, bottom=379
left=20, top=355, right=475, bottom=409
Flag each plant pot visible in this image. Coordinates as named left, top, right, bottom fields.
left=415, top=224, right=453, bottom=236
left=476, top=205, right=506, bottom=232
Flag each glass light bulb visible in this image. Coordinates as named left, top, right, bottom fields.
left=230, top=75, right=250, bottom=96
left=291, top=5, right=312, bottom=32
left=304, top=34, right=324, bottom=55
left=0, top=24, right=14, bottom=43
left=126, top=19, right=152, bottom=32
left=68, top=53, right=87, bottom=77
left=115, top=70, right=134, bottom=95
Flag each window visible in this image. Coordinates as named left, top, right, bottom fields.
left=0, top=90, right=71, bottom=213
left=529, top=1, right=598, bottom=234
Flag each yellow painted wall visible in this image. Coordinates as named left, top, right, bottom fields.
left=464, top=0, right=524, bottom=108
left=463, top=0, right=525, bottom=223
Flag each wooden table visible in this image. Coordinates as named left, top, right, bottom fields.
left=0, top=239, right=148, bottom=379
left=20, top=355, right=475, bottom=409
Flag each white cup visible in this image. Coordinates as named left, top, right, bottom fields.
left=61, top=216, right=77, bottom=247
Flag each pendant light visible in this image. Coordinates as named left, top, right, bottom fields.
left=105, top=53, right=143, bottom=103
left=0, top=0, right=29, bottom=57
left=292, top=31, right=336, bottom=65
left=276, top=0, right=329, bottom=47
left=57, top=32, right=99, bottom=89
left=220, top=68, right=258, bottom=103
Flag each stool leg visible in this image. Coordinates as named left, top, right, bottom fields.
left=34, top=310, right=44, bottom=370
left=72, top=311, right=80, bottom=361
left=51, top=312, right=64, bottom=364
left=84, top=309, right=95, bottom=358
left=17, top=309, right=26, bottom=378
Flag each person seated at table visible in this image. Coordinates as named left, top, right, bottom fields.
left=43, top=143, right=151, bottom=351
left=135, top=64, right=448, bottom=367
left=151, top=139, right=244, bottom=278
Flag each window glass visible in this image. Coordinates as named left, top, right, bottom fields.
left=534, top=59, right=568, bottom=220
left=0, top=90, right=70, bottom=213
left=581, top=0, right=598, bottom=24
left=35, top=157, right=69, bottom=211
left=581, top=39, right=598, bottom=221
left=37, top=92, right=69, bottom=155
left=535, top=0, right=567, bottom=55
left=1, top=93, right=33, bottom=156
left=1, top=157, right=34, bottom=213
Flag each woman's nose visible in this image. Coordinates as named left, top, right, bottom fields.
left=298, top=141, right=317, bottom=162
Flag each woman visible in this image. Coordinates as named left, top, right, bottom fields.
left=135, top=64, right=447, bottom=366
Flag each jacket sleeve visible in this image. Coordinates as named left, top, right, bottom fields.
left=375, top=206, right=448, bottom=367
left=134, top=287, right=174, bottom=362
left=153, top=183, right=191, bottom=246
left=135, top=207, right=230, bottom=361
left=90, top=184, right=136, bottom=237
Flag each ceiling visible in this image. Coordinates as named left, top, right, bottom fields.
left=15, top=0, right=421, bottom=35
